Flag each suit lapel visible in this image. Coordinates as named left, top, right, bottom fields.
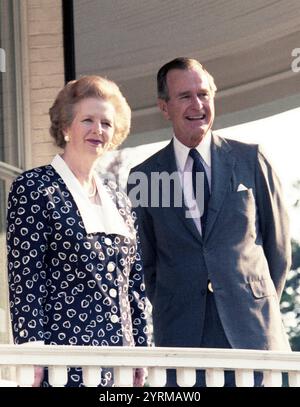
left=157, top=140, right=203, bottom=243
left=204, top=134, right=236, bottom=241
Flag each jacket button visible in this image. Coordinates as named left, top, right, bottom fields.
left=109, top=288, right=117, bottom=298
left=201, top=289, right=206, bottom=296
left=107, top=262, right=115, bottom=272
left=110, top=315, right=119, bottom=323
left=104, top=238, right=112, bottom=246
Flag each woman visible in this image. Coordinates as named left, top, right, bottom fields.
left=7, top=76, right=149, bottom=386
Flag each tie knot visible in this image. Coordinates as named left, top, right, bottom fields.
left=189, top=148, right=201, bottom=162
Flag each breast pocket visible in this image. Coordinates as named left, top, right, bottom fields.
left=218, top=189, right=257, bottom=241
left=228, top=188, right=255, bottom=212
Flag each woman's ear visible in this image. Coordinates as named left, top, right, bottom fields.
left=62, top=129, right=70, bottom=143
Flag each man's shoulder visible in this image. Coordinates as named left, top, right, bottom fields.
left=215, top=134, right=259, bottom=158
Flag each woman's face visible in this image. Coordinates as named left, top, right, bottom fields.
left=64, top=97, right=116, bottom=159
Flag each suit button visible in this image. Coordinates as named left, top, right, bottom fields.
left=208, top=281, right=214, bottom=292
left=201, top=289, right=206, bottom=296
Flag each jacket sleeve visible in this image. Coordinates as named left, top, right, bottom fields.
left=255, top=145, right=291, bottom=299
left=6, top=174, right=49, bottom=344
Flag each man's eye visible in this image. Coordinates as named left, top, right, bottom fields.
left=82, top=118, right=92, bottom=123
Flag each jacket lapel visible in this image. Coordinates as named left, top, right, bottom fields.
left=204, top=134, right=236, bottom=241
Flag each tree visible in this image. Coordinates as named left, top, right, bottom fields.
left=280, top=180, right=300, bottom=350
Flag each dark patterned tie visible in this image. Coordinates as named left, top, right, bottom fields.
left=189, top=148, right=210, bottom=236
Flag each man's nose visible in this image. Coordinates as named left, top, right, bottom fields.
left=191, top=95, right=203, bottom=108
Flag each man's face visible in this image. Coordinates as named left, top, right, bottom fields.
left=158, top=67, right=215, bottom=148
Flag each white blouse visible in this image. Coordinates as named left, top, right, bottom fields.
left=51, top=154, right=132, bottom=237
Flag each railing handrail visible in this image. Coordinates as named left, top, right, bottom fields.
left=0, top=345, right=300, bottom=371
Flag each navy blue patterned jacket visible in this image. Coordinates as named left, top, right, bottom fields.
left=7, top=165, right=149, bottom=349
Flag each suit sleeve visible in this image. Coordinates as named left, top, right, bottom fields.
left=127, top=169, right=157, bottom=304
left=255, top=145, right=291, bottom=298
left=6, top=175, right=49, bottom=344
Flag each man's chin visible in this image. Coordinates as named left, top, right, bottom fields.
left=192, top=127, right=210, bottom=140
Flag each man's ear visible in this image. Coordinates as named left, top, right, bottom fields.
left=157, top=98, right=170, bottom=120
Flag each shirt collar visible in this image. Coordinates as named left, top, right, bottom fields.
left=173, top=131, right=212, bottom=171
left=51, top=154, right=132, bottom=237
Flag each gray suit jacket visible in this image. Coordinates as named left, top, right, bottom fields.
left=128, top=134, right=291, bottom=350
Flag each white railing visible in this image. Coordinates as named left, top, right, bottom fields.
left=0, top=345, right=300, bottom=387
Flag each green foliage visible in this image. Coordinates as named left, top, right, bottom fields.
left=281, top=239, right=300, bottom=350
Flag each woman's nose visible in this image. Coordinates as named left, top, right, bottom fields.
left=93, top=122, right=102, bottom=134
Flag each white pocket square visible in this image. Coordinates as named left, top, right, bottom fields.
left=237, top=183, right=248, bottom=192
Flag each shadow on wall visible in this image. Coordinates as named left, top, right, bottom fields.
left=96, top=140, right=169, bottom=189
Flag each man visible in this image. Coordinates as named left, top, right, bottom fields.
left=127, top=57, right=291, bottom=385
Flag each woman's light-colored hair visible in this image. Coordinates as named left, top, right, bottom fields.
left=49, top=75, right=131, bottom=149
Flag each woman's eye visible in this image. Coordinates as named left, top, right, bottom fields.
left=102, top=121, right=112, bottom=127
left=82, top=118, right=92, bottom=123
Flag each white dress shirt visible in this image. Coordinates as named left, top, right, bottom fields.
left=173, top=132, right=212, bottom=235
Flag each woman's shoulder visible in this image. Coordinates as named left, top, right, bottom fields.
left=9, top=164, right=59, bottom=193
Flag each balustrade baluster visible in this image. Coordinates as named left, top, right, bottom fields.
left=288, top=371, right=300, bottom=386
left=114, top=367, right=133, bottom=387
left=82, top=366, right=101, bottom=386
left=16, top=365, right=35, bottom=387
left=263, top=370, right=282, bottom=387
left=205, top=368, right=224, bottom=387
left=147, top=367, right=167, bottom=386
left=176, top=367, right=196, bottom=386
left=48, top=365, right=68, bottom=387
left=235, top=369, right=254, bottom=387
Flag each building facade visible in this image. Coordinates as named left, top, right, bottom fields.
left=0, top=0, right=63, bottom=342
